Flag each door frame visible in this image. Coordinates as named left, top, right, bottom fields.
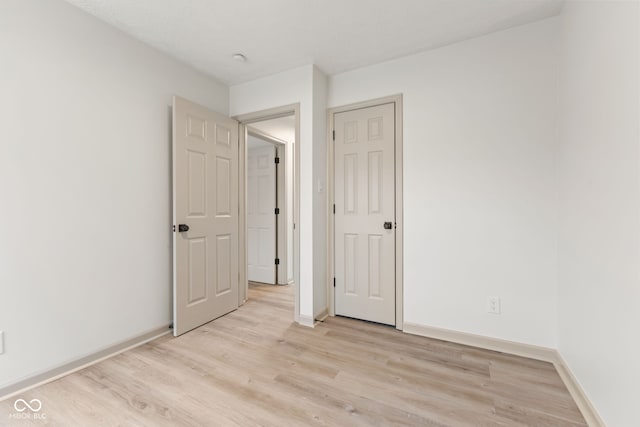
left=327, top=95, right=404, bottom=330
left=234, top=104, right=301, bottom=323
left=246, top=126, right=288, bottom=285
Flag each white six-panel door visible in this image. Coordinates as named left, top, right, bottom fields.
left=334, top=103, right=396, bottom=325
left=247, top=142, right=277, bottom=284
left=172, top=96, right=239, bottom=336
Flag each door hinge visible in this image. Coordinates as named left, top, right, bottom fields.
left=332, top=130, right=335, bottom=141
left=275, top=207, right=280, bottom=215
left=274, top=157, right=280, bottom=164
left=333, top=204, right=335, bottom=214
left=172, top=225, right=176, bottom=232
left=275, top=258, right=280, bottom=265
left=333, top=277, right=336, bottom=288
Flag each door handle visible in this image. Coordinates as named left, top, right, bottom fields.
left=178, top=224, right=190, bottom=232
left=384, top=222, right=393, bottom=230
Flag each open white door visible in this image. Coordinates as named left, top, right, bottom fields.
left=173, top=96, right=239, bottom=336
left=247, top=141, right=277, bottom=284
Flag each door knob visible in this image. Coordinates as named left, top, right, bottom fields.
left=384, top=222, right=393, bottom=230
left=178, top=224, right=190, bottom=232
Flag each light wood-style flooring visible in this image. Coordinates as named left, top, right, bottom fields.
left=1, top=283, right=586, bottom=426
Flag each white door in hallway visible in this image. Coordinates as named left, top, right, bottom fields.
left=247, top=142, right=277, bottom=284
left=334, top=103, right=396, bottom=325
left=172, top=96, right=239, bottom=336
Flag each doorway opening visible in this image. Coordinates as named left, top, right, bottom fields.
left=246, top=127, right=287, bottom=285
left=235, top=105, right=301, bottom=323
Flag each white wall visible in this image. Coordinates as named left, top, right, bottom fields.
left=558, top=1, right=639, bottom=425
left=312, top=68, right=329, bottom=318
left=0, top=0, right=228, bottom=388
left=329, top=17, right=560, bottom=347
left=230, top=66, right=329, bottom=321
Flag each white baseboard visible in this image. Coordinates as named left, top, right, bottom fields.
left=0, top=324, right=171, bottom=402
left=403, top=322, right=604, bottom=427
left=315, top=308, right=329, bottom=322
left=403, top=322, right=557, bottom=362
left=553, top=353, right=606, bottom=427
left=296, top=314, right=315, bottom=328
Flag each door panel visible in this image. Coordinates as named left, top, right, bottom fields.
left=173, top=96, right=239, bottom=336
left=216, top=234, right=231, bottom=294
left=334, top=103, right=395, bottom=325
left=247, top=143, right=276, bottom=284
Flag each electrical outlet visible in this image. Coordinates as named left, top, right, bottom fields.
left=0, top=331, right=4, bottom=354
left=488, top=297, right=501, bottom=314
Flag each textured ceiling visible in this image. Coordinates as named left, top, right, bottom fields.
left=63, top=0, right=563, bottom=85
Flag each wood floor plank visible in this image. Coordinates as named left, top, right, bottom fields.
left=0, top=283, right=587, bottom=426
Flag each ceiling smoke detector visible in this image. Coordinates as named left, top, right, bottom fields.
left=232, top=53, right=247, bottom=62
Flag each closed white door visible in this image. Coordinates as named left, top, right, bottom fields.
left=247, top=141, right=277, bottom=284
left=334, top=103, right=396, bottom=325
left=172, top=96, right=239, bottom=336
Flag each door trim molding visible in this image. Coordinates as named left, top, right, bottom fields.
left=234, top=104, right=301, bottom=324
left=326, top=94, right=404, bottom=329
left=246, top=126, right=288, bottom=286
